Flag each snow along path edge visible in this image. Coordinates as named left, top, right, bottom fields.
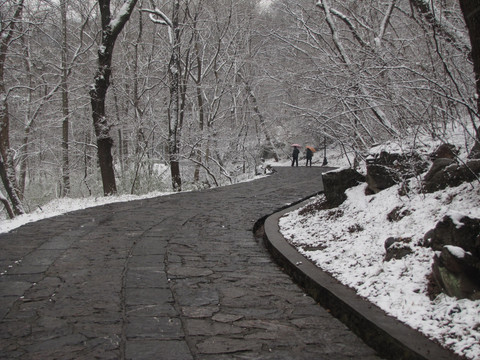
left=261, top=197, right=462, bottom=360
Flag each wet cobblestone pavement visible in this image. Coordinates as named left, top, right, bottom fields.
left=0, top=167, right=381, bottom=359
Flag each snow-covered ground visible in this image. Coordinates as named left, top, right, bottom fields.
left=280, top=133, right=480, bottom=359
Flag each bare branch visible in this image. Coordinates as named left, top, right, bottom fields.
left=376, top=0, right=398, bottom=47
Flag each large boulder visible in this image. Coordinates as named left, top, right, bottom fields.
left=423, top=159, right=480, bottom=193
left=423, top=215, right=480, bottom=257
left=425, top=215, right=480, bottom=299
left=322, top=168, right=365, bottom=207
left=432, top=246, right=480, bottom=300
left=430, top=143, right=458, bottom=160
left=366, top=149, right=429, bottom=194
left=365, top=164, right=400, bottom=193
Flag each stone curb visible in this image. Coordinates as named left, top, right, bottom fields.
left=262, top=196, right=462, bottom=360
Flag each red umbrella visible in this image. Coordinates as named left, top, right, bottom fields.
left=291, top=144, right=301, bottom=147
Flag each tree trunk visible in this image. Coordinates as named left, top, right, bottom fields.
left=192, top=19, right=204, bottom=183
left=168, top=0, right=182, bottom=192
left=91, top=75, right=117, bottom=195
left=0, top=151, right=24, bottom=216
left=459, top=0, right=480, bottom=158
left=61, top=0, right=70, bottom=196
left=89, top=0, right=138, bottom=195
left=0, top=1, right=25, bottom=216
left=144, top=0, right=186, bottom=191
left=18, top=27, right=32, bottom=199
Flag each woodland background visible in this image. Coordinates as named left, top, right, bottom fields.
left=1, top=0, right=479, bottom=218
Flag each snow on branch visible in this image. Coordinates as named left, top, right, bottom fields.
left=141, top=7, right=173, bottom=28
left=376, top=0, right=397, bottom=47
left=107, top=0, right=138, bottom=38
left=141, top=2, right=174, bottom=44
left=316, top=1, right=370, bottom=50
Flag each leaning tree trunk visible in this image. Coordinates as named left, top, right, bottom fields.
left=459, top=0, right=480, bottom=158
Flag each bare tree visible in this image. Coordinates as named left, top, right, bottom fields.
left=90, top=0, right=138, bottom=195
left=317, top=0, right=399, bottom=136
left=186, top=0, right=242, bottom=184
left=145, top=0, right=184, bottom=191
left=13, top=1, right=97, bottom=202
left=266, top=0, right=474, bottom=161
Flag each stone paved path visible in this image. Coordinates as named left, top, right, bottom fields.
left=0, top=167, right=381, bottom=359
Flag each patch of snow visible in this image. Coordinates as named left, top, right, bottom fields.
left=445, top=245, right=469, bottom=259
left=0, top=191, right=168, bottom=234
left=448, top=211, right=469, bottom=228
left=323, top=166, right=350, bottom=174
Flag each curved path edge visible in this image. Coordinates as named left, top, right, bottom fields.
left=261, top=197, right=462, bottom=360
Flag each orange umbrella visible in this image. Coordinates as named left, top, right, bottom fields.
left=305, top=146, right=316, bottom=152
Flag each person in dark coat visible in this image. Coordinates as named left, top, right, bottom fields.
left=306, top=147, right=313, bottom=167
left=291, top=146, right=300, bottom=167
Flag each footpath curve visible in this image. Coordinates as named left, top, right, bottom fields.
left=1, top=166, right=379, bottom=359
left=262, top=183, right=463, bottom=360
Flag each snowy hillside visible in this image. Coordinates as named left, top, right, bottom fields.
left=279, top=128, right=480, bottom=359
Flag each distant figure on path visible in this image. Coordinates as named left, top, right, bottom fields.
left=306, top=147, right=313, bottom=167
left=291, top=146, right=300, bottom=167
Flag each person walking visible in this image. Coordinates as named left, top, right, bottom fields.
left=291, top=146, right=300, bottom=167
left=306, top=147, right=313, bottom=167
